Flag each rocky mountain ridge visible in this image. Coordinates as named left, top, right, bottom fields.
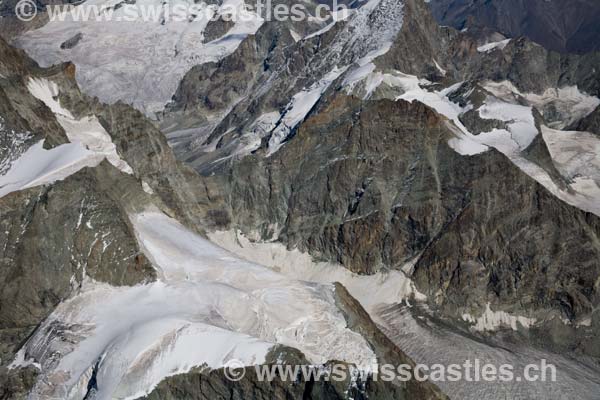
left=2, top=0, right=600, bottom=398
left=0, top=28, right=445, bottom=400
left=426, top=0, right=600, bottom=54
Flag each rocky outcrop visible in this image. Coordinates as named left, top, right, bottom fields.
left=0, top=164, right=155, bottom=366
left=128, top=0, right=600, bottom=376
left=0, top=36, right=157, bottom=369
left=199, top=93, right=600, bottom=357
left=3, top=0, right=600, bottom=397
left=569, top=105, right=600, bottom=136
left=0, top=36, right=224, bottom=396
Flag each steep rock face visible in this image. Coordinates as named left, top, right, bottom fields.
left=0, top=36, right=230, bottom=397
left=0, top=0, right=58, bottom=40
left=0, top=36, right=446, bottom=400
left=3, top=32, right=222, bottom=232
left=161, top=0, right=410, bottom=171
left=385, top=11, right=600, bottom=99
left=376, top=0, right=451, bottom=78
left=142, top=0, right=600, bottom=369
left=374, top=0, right=600, bottom=97
left=0, top=42, right=68, bottom=148
left=570, top=106, right=600, bottom=136
left=94, top=102, right=223, bottom=231
left=161, top=0, right=600, bottom=169
left=427, top=0, right=600, bottom=54
left=0, top=165, right=155, bottom=366
left=144, top=359, right=437, bottom=400
left=458, top=38, right=600, bottom=96
left=0, top=37, right=162, bottom=397
left=203, top=93, right=600, bottom=352
left=4, top=1, right=600, bottom=398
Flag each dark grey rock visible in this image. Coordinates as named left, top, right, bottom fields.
left=60, top=33, right=83, bottom=50
left=427, top=0, right=600, bottom=54
left=197, top=94, right=600, bottom=360
left=569, top=105, right=600, bottom=136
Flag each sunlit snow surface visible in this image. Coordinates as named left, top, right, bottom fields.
left=0, top=140, right=99, bottom=198
left=0, top=78, right=134, bottom=198
left=28, top=78, right=134, bottom=174
left=484, top=80, right=600, bottom=129
left=208, top=229, right=426, bottom=310
left=210, top=230, right=600, bottom=400
left=477, top=39, right=510, bottom=53
left=341, top=67, right=600, bottom=216
left=15, top=0, right=264, bottom=115
left=14, top=211, right=376, bottom=399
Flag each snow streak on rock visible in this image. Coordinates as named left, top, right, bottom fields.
left=477, top=39, right=511, bottom=53
left=340, top=57, right=600, bottom=216
left=462, top=303, right=536, bottom=332
left=263, top=0, right=405, bottom=154
left=0, top=77, right=141, bottom=198
left=267, top=67, right=348, bottom=155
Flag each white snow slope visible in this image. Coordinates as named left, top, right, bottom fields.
left=0, top=140, right=99, bottom=198
left=0, top=78, right=133, bottom=198
left=15, top=0, right=264, bottom=116
left=28, top=78, right=133, bottom=174
left=14, top=210, right=376, bottom=400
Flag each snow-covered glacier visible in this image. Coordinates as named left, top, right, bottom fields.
left=12, top=210, right=376, bottom=399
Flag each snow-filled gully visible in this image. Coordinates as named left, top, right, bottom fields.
left=13, top=210, right=377, bottom=400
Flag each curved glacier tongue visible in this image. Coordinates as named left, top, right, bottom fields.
left=18, top=210, right=376, bottom=399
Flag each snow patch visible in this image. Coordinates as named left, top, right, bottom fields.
left=462, top=303, right=536, bottom=332
left=477, top=39, right=510, bottom=53
left=0, top=117, right=34, bottom=175
left=141, top=181, right=154, bottom=194
left=395, top=74, right=464, bottom=119
left=483, top=81, right=600, bottom=129
left=478, top=97, right=538, bottom=150
left=16, top=0, right=264, bottom=115
left=27, top=78, right=133, bottom=174
left=577, top=318, right=592, bottom=328
left=0, top=141, right=100, bottom=198
left=433, top=59, right=446, bottom=76
left=289, top=28, right=302, bottom=42
left=233, top=111, right=281, bottom=158
left=446, top=121, right=489, bottom=156
left=267, top=67, right=348, bottom=155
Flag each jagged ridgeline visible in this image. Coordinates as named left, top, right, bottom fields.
left=1, top=0, right=600, bottom=398
left=0, top=34, right=445, bottom=400
left=426, top=0, right=600, bottom=54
